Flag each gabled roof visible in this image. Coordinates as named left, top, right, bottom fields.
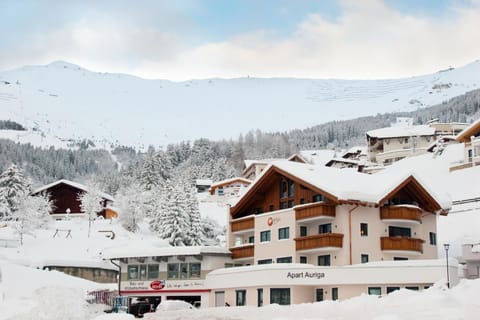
left=31, top=179, right=114, bottom=202
left=456, top=117, right=480, bottom=143
left=231, top=160, right=450, bottom=217
left=366, top=125, right=435, bottom=139
left=210, top=177, right=251, bottom=189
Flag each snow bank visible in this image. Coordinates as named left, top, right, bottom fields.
left=143, top=279, right=480, bottom=320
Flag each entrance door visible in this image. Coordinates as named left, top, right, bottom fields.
left=215, top=291, right=225, bottom=307
left=316, top=288, right=324, bottom=302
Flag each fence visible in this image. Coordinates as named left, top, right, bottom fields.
left=0, top=238, right=20, bottom=248
left=86, top=289, right=120, bottom=307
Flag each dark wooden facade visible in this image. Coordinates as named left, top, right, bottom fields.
left=231, top=167, right=337, bottom=219
left=32, top=181, right=110, bottom=217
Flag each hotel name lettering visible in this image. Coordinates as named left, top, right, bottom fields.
left=287, top=271, right=325, bottom=280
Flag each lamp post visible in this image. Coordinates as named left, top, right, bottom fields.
left=444, top=243, right=450, bottom=289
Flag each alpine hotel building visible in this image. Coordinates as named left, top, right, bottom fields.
left=205, top=160, right=456, bottom=307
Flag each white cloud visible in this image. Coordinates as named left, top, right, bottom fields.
left=1, top=0, right=480, bottom=80
left=133, top=0, right=480, bottom=80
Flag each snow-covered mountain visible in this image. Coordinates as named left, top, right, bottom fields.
left=1, top=60, right=479, bottom=149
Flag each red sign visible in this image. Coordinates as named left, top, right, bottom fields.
left=150, top=280, right=165, bottom=290
left=267, top=217, right=273, bottom=226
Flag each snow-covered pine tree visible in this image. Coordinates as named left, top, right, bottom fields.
left=184, top=183, right=204, bottom=246
left=148, top=183, right=170, bottom=233
left=157, top=183, right=190, bottom=246
left=117, top=183, right=146, bottom=232
left=12, top=191, right=53, bottom=245
left=77, top=182, right=105, bottom=237
left=140, top=147, right=162, bottom=191
left=0, top=164, right=32, bottom=221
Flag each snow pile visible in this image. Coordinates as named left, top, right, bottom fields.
left=142, top=280, right=480, bottom=320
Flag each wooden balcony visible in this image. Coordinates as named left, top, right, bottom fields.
left=231, top=217, right=254, bottom=233
left=295, top=233, right=343, bottom=251
left=380, top=206, right=422, bottom=223
left=230, top=245, right=254, bottom=259
left=295, top=202, right=336, bottom=221
left=380, top=237, right=424, bottom=253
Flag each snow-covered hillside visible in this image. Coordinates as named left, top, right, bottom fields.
left=0, top=60, right=479, bottom=149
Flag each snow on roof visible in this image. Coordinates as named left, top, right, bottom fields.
left=38, top=258, right=117, bottom=271
left=210, top=177, right=251, bottom=189
left=208, top=259, right=456, bottom=276
left=342, top=146, right=366, bottom=157
left=326, top=158, right=359, bottom=166
left=449, top=165, right=480, bottom=202
left=299, top=149, right=336, bottom=165
left=456, top=117, right=480, bottom=142
left=195, top=179, right=213, bottom=186
left=31, top=179, right=114, bottom=202
left=101, top=245, right=231, bottom=260
left=366, top=125, right=435, bottom=139
left=233, top=158, right=451, bottom=210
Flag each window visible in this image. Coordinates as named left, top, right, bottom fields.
left=218, top=187, right=224, bottom=195
left=429, top=232, right=437, bottom=245
left=260, top=230, right=271, bottom=242
left=236, top=290, right=246, bottom=306
left=287, top=199, right=294, bottom=208
left=270, top=288, right=290, bottom=305
left=148, top=264, right=159, bottom=279
left=332, top=288, right=338, bottom=301
left=248, top=236, right=255, bottom=244
left=361, top=254, right=369, bottom=264
left=300, top=256, right=308, bottom=264
left=257, top=288, right=263, bottom=307
left=316, top=288, right=324, bottom=302
left=318, top=255, right=331, bottom=266
left=280, top=179, right=287, bottom=198
left=280, top=201, right=287, bottom=209
left=127, top=265, right=138, bottom=280
left=288, top=180, right=295, bottom=197
left=360, top=223, right=368, bottom=236
left=279, top=227, right=290, bottom=240
left=180, top=263, right=188, bottom=279
left=405, top=286, right=419, bottom=291
left=319, top=223, right=332, bottom=234
left=139, top=264, right=147, bottom=280
left=300, top=198, right=305, bottom=204
left=258, top=259, right=273, bottom=264
left=189, top=263, right=201, bottom=278
left=387, top=287, right=400, bottom=294
left=393, top=257, right=408, bottom=261
left=167, top=263, right=179, bottom=279
left=276, top=256, right=292, bottom=263
left=269, top=205, right=274, bottom=211
left=389, top=226, right=411, bottom=237
left=254, top=207, right=263, bottom=214
left=300, top=226, right=308, bottom=237
left=312, top=194, right=324, bottom=202
left=368, top=287, right=382, bottom=296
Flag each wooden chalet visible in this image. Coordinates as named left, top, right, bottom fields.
left=31, top=179, right=115, bottom=218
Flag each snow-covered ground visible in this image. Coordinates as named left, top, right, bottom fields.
left=1, top=60, right=480, bottom=148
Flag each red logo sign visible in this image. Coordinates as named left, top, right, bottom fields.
left=267, top=217, right=273, bottom=226
left=150, top=280, right=165, bottom=290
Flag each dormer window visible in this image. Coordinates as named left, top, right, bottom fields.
left=280, top=179, right=287, bottom=199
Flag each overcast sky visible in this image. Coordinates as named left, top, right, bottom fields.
left=1, top=0, right=480, bottom=80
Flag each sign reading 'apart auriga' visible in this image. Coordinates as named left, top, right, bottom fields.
left=287, top=271, right=325, bottom=279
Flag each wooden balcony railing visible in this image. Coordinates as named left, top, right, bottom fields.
left=230, top=245, right=254, bottom=259
left=380, top=237, right=424, bottom=253
left=231, top=217, right=255, bottom=233
left=380, top=206, right=422, bottom=223
left=294, top=233, right=343, bottom=251
left=295, top=202, right=336, bottom=221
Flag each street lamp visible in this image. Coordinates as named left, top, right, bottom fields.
left=444, top=243, right=450, bottom=289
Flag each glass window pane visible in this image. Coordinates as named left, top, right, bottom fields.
left=180, top=263, right=188, bottom=279
left=148, top=264, right=159, bottom=279
left=189, top=263, right=201, bottom=278
left=167, top=263, right=179, bottom=279
left=127, top=265, right=138, bottom=280
left=139, top=265, right=147, bottom=280
left=270, top=288, right=290, bottom=305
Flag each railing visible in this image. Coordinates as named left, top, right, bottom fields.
left=294, top=233, right=343, bottom=251
left=231, top=217, right=255, bottom=233
left=380, top=206, right=422, bottom=223
left=295, top=203, right=336, bottom=221
left=230, top=244, right=254, bottom=259
left=380, top=237, right=424, bottom=253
